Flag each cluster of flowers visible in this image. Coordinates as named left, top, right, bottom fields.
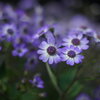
left=0, top=1, right=100, bottom=68
left=37, top=26, right=100, bottom=66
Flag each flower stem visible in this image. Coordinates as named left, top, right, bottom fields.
left=45, top=63, right=62, bottom=95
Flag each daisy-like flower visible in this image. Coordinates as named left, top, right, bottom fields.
left=77, top=26, right=96, bottom=37
left=29, top=74, right=44, bottom=89
left=93, top=32, right=100, bottom=43
left=76, top=93, right=91, bottom=100
left=61, top=46, right=84, bottom=66
left=0, top=24, right=17, bottom=41
left=37, top=32, right=61, bottom=64
left=24, top=52, right=38, bottom=70
left=63, top=34, right=89, bottom=50
left=12, top=44, right=28, bottom=57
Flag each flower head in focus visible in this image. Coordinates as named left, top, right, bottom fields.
left=63, top=34, right=89, bottom=50
left=37, top=32, right=61, bottom=64
left=61, top=46, right=84, bottom=66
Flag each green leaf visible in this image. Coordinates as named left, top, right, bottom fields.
left=68, top=81, right=83, bottom=99
left=7, top=86, right=22, bottom=100
left=58, top=67, right=77, bottom=91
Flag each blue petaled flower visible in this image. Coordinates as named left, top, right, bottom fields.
left=61, top=46, right=84, bottom=66
left=63, top=34, right=89, bottom=50
left=0, top=23, right=17, bottom=42
left=29, top=74, right=44, bottom=89
left=37, top=32, right=61, bottom=64
left=76, top=93, right=91, bottom=100
left=12, top=44, right=28, bottom=57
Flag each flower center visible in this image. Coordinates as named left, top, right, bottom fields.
left=7, top=29, right=14, bottom=35
left=23, top=28, right=28, bottom=34
left=47, top=46, right=56, bottom=55
left=67, top=50, right=76, bottom=58
left=80, top=26, right=87, bottom=30
left=72, top=38, right=80, bottom=45
left=97, top=35, right=100, bottom=39
left=29, top=58, right=34, bottom=64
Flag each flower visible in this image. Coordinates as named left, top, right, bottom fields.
left=0, top=23, right=17, bottom=42
left=24, top=52, right=38, bottom=70
left=37, top=32, right=61, bottom=64
left=12, top=44, right=28, bottom=57
left=76, top=93, right=91, bottom=100
left=78, top=26, right=95, bottom=36
left=63, top=34, right=89, bottom=50
left=29, top=74, right=44, bottom=88
left=61, top=46, right=84, bottom=66
left=94, top=86, right=100, bottom=100
left=93, top=32, right=100, bottom=43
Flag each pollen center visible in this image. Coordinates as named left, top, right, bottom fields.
left=47, top=46, right=56, bottom=55
left=68, top=50, right=76, bottom=58
left=72, top=38, right=80, bottom=45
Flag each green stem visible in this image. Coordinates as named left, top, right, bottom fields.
left=45, top=63, right=62, bottom=95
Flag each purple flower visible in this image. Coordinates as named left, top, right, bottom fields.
left=24, top=52, right=38, bottom=70
left=0, top=46, right=2, bottom=51
left=63, top=34, right=89, bottom=50
left=93, top=32, right=100, bottom=43
left=32, top=25, right=51, bottom=40
left=12, top=44, right=28, bottom=57
left=61, top=46, right=84, bottom=66
left=76, top=93, right=91, bottom=100
left=0, top=23, right=17, bottom=42
left=37, top=32, right=61, bottom=64
left=29, top=74, right=44, bottom=89
left=78, top=26, right=96, bottom=36
left=94, top=86, right=100, bottom=100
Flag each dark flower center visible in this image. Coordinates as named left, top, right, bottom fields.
left=72, top=38, right=80, bottom=45
left=68, top=50, right=76, bottom=58
left=18, top=49, right=22, bottom=53
left=29, top=58, right=34, bottom=64
left=97, top=35, right=100, bottom=39
left=47, top=46, right=56, bottom=55
left=80, top=26, right=87, bottom=30
left=7, top=29, right=14, bottom=35
left=23, top=28, right=28, bottom=34
left=2, top=18, right=10, bottom=23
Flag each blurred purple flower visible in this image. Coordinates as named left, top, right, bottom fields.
left=76, top=93, right=91, bottom=100
left=94, top=86, right=100, bottom=100
left=12, top=44, right=28, bottom=57
left=0, top=23, right=17, bottom=42
left=93, top=32, right=100, bottom=43
left=24, top=52, right=38, bottom=70
left=29, top=74, right=44, bottom=89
